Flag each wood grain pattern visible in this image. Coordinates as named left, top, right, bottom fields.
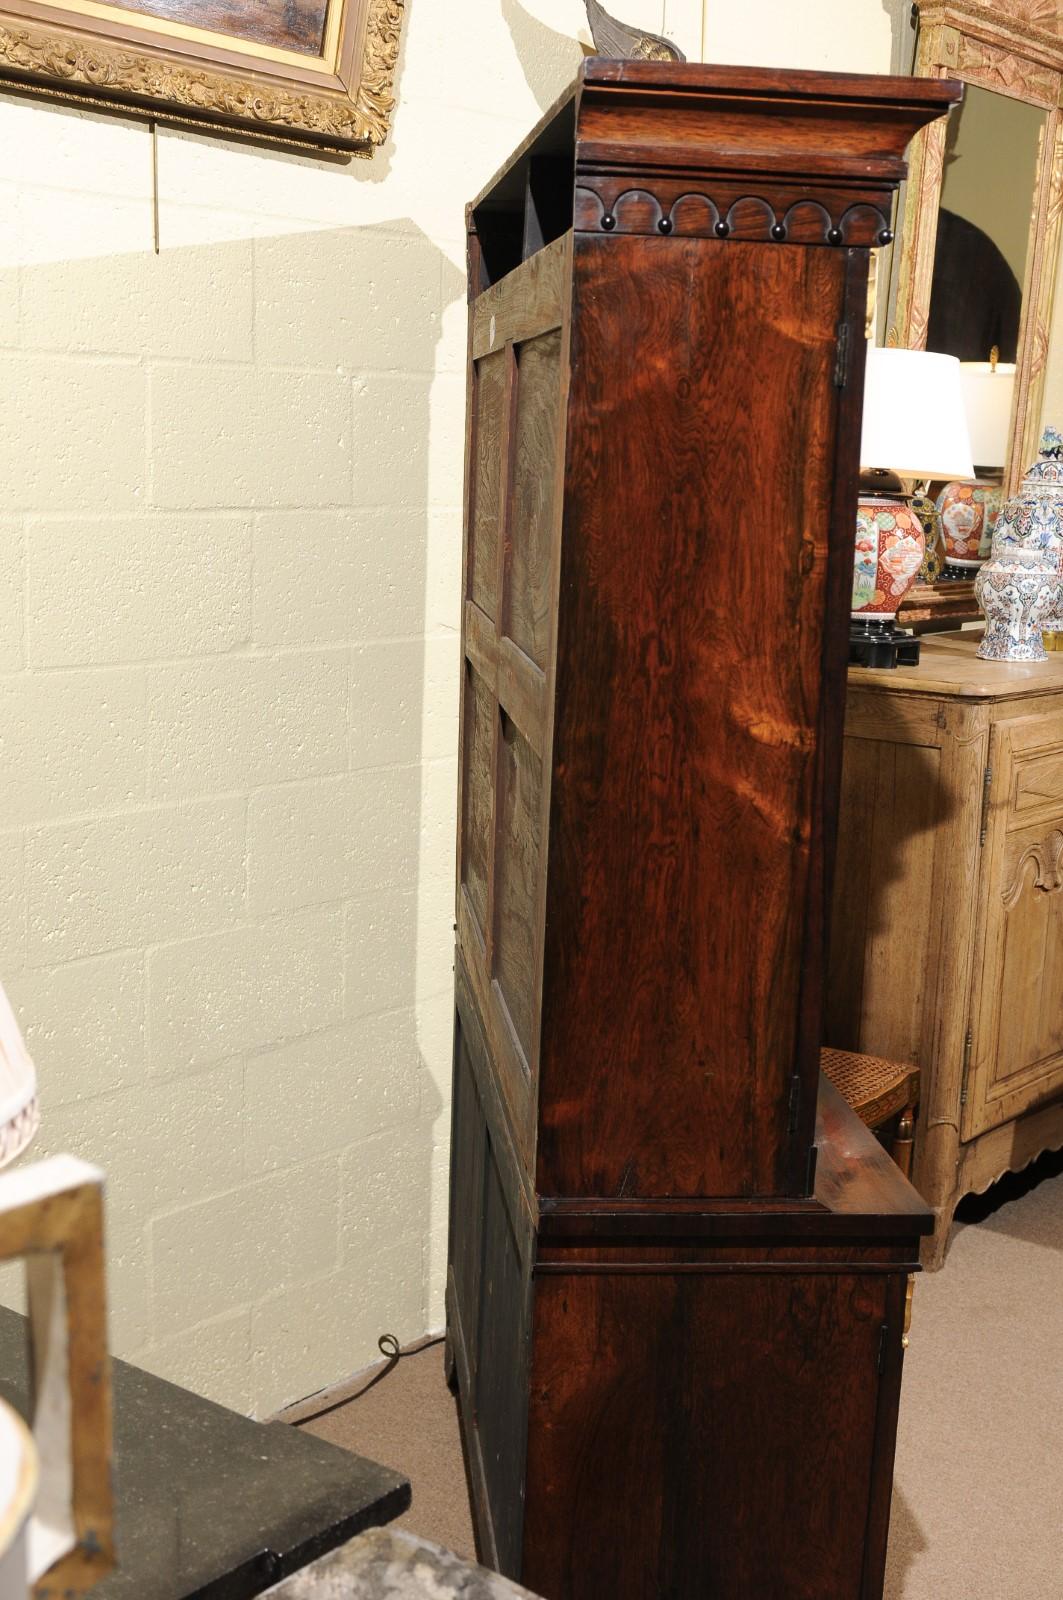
left=469, top=349, right=509, bottom=620
left=523, top=1268, right=889, bottom=1600
left=450, top=64, right=950, bottom=1600
left=471, top=236, right=568, bottom=361
left=537, top=234, right=853, bottom=1201
left=492, top=715, right=543, bottom=1071
left=965, top=707, right=1063, bottom=1138
left=826, top=737, right=944, bottom=1066
left=828, top=633, right=1063, bottom=1267
left=507, top=330, right=563, bottom=672
left=459, top=666, right=494, bottom=944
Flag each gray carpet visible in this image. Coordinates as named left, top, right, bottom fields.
left=302, top=1161, right=1063, bottom=1595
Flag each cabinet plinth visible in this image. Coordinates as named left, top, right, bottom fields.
left=448, top=59, right=952, bottom=1599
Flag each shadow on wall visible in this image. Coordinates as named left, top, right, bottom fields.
left=881, top=0, right=919, bottom=76
left=0, top=210, right=465, bottom=1418
left=503, top=0, right=586, bottom=112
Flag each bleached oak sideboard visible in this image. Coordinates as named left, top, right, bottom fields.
left=827, top=631, right=1063, bottom=1268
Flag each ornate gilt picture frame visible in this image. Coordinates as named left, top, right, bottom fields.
left=893, top=0, right=1063, bottom=493
left=0, top=0, right=404, bottom=155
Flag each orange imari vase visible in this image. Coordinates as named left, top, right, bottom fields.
left=936, top=480, right=1002, bottom=575
left=851, top=496, right=926, bottom=622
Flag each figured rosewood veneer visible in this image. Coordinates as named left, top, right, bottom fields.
left=447, top=60, right=955, bottom=1600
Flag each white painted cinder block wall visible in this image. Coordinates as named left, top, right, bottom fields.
left=0, top=0, right=1043, bottom=1416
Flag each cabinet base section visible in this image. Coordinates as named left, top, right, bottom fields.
left=449, top=1252, right=911, bottom=1600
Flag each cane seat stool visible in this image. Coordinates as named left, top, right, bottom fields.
left=819, top=1047, right=920, bottom=1179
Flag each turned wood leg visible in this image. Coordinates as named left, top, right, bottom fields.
left=920, top=1197, right=958, bottom=1272
left=893, top=1103, right=916, bottom=1181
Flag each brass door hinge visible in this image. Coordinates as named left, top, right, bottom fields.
left=960, top=1026, right=973, bottom=1106
left=979, top=762, right=993, bottom=846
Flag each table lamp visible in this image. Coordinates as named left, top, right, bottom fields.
left=935, top=354, right=1016, bottom=577
left=0, top=984, right=37, bottom=1170
left=851, top=346, right=974, bottom=668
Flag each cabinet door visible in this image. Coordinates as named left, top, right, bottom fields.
left=965, top=710, right=1063, bottom=1139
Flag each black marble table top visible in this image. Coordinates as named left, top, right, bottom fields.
left=0, top=1308, right=410, bottom=1599
left=263, top=1528, right=543, bottom=1598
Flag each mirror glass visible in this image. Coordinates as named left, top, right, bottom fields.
left=929, top=84, right=1045, bottom=364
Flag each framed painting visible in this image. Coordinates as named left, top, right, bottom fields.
left=0, top=0, right=404, bottom=155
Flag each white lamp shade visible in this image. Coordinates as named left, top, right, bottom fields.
left=0, top=984, right=37, bottom=1169
left=860, top=346, right=975, bottom=480
left=959, top=361, right=1017, bottom=469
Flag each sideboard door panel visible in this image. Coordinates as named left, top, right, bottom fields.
left=827, top=732, right=944, bottom=1064
left=966, top=711, right=1063, bottom=1138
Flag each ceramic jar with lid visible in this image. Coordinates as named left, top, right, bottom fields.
left=975, top=546, right=1058, bottom=661
left=975, top=426, right=1063, bottom=658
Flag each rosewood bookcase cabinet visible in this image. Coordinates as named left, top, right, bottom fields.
left=446, top=61, right=957, bottom=1600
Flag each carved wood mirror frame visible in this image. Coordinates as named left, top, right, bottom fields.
left=893, top=0, right=1063, bottom=495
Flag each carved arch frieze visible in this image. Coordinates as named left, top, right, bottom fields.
left=574, top=184, right=892, bottom=247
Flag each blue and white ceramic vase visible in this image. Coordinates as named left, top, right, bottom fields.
left=975, top=547, right=1058, bottom=661
left=975, top=426, right=1063, bottom=659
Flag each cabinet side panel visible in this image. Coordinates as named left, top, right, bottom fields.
left=508, top=329, right=563, bottom=670
left=523, top=1268, right=891, bottom=1600
left=539, top=233, right=852, bottom=1199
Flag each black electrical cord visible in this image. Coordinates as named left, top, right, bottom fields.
left=290, top=1332, right=446, bottom=1426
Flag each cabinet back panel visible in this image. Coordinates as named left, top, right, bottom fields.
left=508, top=329, right=564, bottom=671
left=469, top=348, right=508, bottom=619
left=494, top=712, right=544, bottom=1068
left=460, top=665, right=494, bottom=945
left=538, top=235, right=857, bottom=1199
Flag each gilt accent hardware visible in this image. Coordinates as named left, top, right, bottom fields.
left=901, top=1275, right=916, bottom=1350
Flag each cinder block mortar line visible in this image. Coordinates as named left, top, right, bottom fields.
left=21, top=897, right=353, bottom=979
left=2, top=641, right=362, bottom=676
left=0, top=753, right=447, bottom=834
left=5, top=346, right=143, bottom=369
left=23, top=507, right=255, bottom=526
left=142, top=1301, right=257, bottom=1362
left=144, top=1146, right=342, bottom=1233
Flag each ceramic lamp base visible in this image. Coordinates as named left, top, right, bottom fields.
left=849, top=617, right=921, bottom=670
